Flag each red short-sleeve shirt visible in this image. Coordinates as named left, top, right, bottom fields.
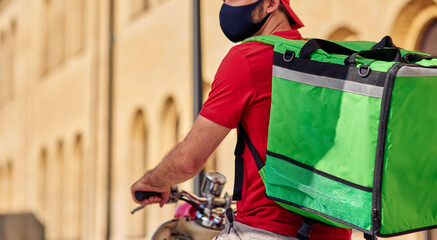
left=200, top=30, right=352, bottom=239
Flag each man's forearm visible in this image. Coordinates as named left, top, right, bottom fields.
left=142, top=140, right=205, bottom=187
left=131, top=116, right=230, bottom=205
left=135, top=116, right=231, bottom=189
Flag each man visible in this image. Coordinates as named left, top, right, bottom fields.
left=131, top=0, right=352, bottom=239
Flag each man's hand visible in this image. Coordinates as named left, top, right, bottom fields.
left=131, top=173, right=171, bottom=207
left=130, top=116, right=231, bottom=206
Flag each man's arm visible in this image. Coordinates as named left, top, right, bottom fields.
left=131, top=115, right=231, bottom=206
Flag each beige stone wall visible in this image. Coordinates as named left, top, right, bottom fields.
left=0, top=0, right=437, bottom=239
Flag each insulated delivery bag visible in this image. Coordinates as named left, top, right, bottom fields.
left=235, top=35, right=437, bottom=239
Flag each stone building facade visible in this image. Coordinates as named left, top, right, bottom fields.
left=0, top=0, right=436, bottom=239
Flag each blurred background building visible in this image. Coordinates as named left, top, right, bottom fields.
left=0, top=0, right=436, bottom=239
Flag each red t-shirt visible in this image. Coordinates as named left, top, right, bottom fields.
left=200, top=30, right=352, bottom=239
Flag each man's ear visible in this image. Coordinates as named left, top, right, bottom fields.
left=266, top=0, right=280, bottom=14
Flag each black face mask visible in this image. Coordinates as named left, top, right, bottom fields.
left=219, top=0, right=271, bottom=43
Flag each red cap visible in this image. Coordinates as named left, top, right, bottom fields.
left=280, top=0, right=304, bottom=29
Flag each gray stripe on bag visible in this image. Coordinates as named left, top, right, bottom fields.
left=397, top=66, right=437, bottom=77
left=273, top=66, right=384, bottom=98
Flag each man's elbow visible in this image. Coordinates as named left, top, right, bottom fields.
left=178, top=155, right=206, bottom=177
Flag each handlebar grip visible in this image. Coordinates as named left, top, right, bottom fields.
left=134, top=191, right=162, bottom=202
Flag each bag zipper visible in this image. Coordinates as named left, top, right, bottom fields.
left=371, top=63, right=403, bottom=236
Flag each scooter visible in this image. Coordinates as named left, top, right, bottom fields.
left=131, top=172, right=233, bottom=240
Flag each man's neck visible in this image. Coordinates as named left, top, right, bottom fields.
left=254, top=11, right=292, bottom=36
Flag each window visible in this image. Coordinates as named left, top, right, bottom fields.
left=9, top=21, right=16, bottom=100
left=66, top=0, right=85, bottom=57
left=6, top=160, right=13, bottom=209
left=0, top=159, right=14, bottom=210
left=327, top=27, right=358, bottom=41
left=128, top=110, right=148, bottom=239
left=0, top=164, right=5, bottom=209
left=76, top=0, right=85, bottom=54
left=55, top=140, right=64, bottom=238
left=161, top=97, right=179, bottom=153
left=0, top=31, right=6, bottom=101
left=42, top=0, right=85, bottom=74
left=417, top=18, right=437, bottom=55
left=54, top=0, right=66, bottom=66
left=39, top=148, right=48, bottom=221
left=0, top=0, right=7, bottom=7
left=71, top=134, right=84, bottom=238
left=132, top=0, right=150, bottom=17
left=41, top=0, right=52, bottom=74
left=0, top=20, right=16, bottom=105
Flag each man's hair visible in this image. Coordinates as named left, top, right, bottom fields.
left=278, top=2, right=296, bottom=27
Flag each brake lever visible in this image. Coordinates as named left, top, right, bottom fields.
left=131, top=205, right=145, bottom=214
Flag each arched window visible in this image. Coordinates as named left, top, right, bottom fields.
left=41, top=0, right=50, bottom=74
left=66, top=0, right=85, bottom=56
left=0, top=161, right=12, bottom=210
left=0, top=21, right=15, bottom=104
left=55, top=140, right=64, bottom=239
left=9, top=20, right=16, bottom=100
left=128, top=109, right=148, bottom=239
left=74, top=0, right=86, bottom=54
left=56, top=0, right=66, bottom=66
left=71, top=134, right=84, bottom=239
left=390, top=0, right=435, bottom=48
left=0, top=163, right=5, bottom=210
left=157, top=97, right=180, bottom=228
left=41, top=0, right=68, bottom=72
left=327, top=27, right=358, bottom=41
left=6, top=159, right=13, bottom=209
left=132, top=0, right=150, bottom=17
left=0, top=32, right=5, bottom=99
left=417, top=18, right=437, bottom=55
left=39, top=148, right=48, bottom=220
left=160, top=97, right=179, bottom=154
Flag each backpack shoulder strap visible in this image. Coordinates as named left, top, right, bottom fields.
left=237, top=123, right=264, bottom=170
left=242, top=35, right=291, bottom=46
left=232, top=123, right=264, bottom=200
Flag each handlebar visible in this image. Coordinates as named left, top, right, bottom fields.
left=134, top=189, right=230, bottom=207
left=134, top=191, right=162, bottom=201
left=130, top=171, right=232, bottom=231
left=131, top=187, right=232, bottom=215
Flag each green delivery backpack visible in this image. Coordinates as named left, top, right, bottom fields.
left=232, top=35, right=437, bottom=240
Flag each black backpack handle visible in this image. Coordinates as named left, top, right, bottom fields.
left=371, top=36, right=397, bottom=50
left=299, top=38, right=403, bottom=64
left=344, top=48, right=403, bottom=64
left=370, top=36, right=434, bottom=63
left=299, top=39, right=357, bottom=59
left=300, top=36, right=398, bottom=58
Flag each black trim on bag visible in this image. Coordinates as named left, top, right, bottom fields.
left=266, top=195, right=373, bottom=235
left=267, top=151, right=373, bottom=192
left=371, top=63, right=402, bottom=236
left=377, top=224, right=437, bottom=238
left=273, top=51, right=387, bottom=87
